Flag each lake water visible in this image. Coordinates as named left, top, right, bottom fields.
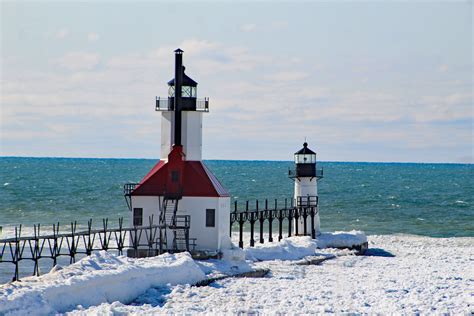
left=1, top=157, right=472, bottom=237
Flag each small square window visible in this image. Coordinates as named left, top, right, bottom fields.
left=133, top=208, right=143, bottom=226
left=206, top=209, right=215, bottom=227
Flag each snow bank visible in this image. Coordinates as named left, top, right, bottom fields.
left=243, top=231, right=367, bottom=262
left=0, top=231, right=369, bottom=315
left=74, top=235, right=473, bottom=315
left=0, top=251, right=205, bottom=315
left=315, top=230, right=367, bottom=249
left=244, top=236, right=319, bottom=261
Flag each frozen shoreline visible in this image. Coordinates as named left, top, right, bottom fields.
left=1, top=234, right=473, bottom=314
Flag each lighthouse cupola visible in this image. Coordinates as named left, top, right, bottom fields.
left=157, top=48, right=209, bottom=161
left=167, top=66, right=198, bottom=110
left=289, top=142, right=323, bottom=236
left=294, top=142, right=317, bottom=177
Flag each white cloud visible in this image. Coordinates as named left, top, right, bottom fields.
left=270, top=21, right=288, bottom=30
left=87, top=32, right=100, bottom=42
left=438, top=64, right=449, bottom=72
left=56, top=28, right=69, bottom=39
left=2, top=38, right=472, bottom=161
left=240, top=23, right=256, bottom=32
left=267, top=71, right=309, bottom=82
left=56, top=52, right=100, bottom=71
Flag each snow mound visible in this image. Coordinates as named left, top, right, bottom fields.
left=0, top=251, right=205, bottom=315
left=244, top=231, right=367, bottom=262
left=244, top=236, right=318, bottom=261
left=315, top=230, right=367, bottom=249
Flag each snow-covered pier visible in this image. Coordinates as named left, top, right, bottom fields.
left=0, top=196, right=362, bottom=282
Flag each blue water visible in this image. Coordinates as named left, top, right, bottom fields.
left=0, top=157, right=473, bottom=237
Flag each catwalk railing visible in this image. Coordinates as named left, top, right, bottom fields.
left=0, top=217, right=165, bottom=282
left=1, top=196, right=318, bottom=282
left=230, top=197, right=319, bottom=248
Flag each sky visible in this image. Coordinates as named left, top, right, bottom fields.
left=1, top=1, right=472, bottom=163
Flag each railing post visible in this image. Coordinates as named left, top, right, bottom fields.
left=250, top=214, right=255, bottom=247
left=288, top=208, right=293, bottom=237
left=267, top=199, right=274, bottom=243
left=303, top=207, right=308, bottom=236
left=238, top=212, right=244, bottom=248
left=278, top=209, right=283, bottom=241
left=310, top=207, right=316, bottom=239
left=259, top=211, right=264, bottom=244
left=294, top=207, right=299, bottom=236
left=249, top=208, right=255, bottom=247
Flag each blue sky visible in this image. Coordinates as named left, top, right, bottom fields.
left=1, top=1, right=472, bottom=162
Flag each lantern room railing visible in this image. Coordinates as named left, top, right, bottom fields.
left=196, top=98, right=209, bottom=112
left=288, top=168, right=324, bottom=179
left=296, top=195, right=318, bottom=207
left=155, top=97, right=209, bottom=112
left=124, top=183, right=139, bottom=196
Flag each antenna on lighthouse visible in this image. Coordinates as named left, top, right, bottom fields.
left=174, top=48, right=184, bottom=147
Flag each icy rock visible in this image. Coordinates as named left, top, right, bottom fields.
left=315, top=231, right=368, bottom=249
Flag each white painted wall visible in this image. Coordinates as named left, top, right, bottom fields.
left=160, top=112, right=173, bottom=162
left=182, top=111, right=202, bottom=161
left=294, top=177, right=321, bottom=236
left=130, top=195, right=230, bottom=252
left=294, top=177, right=317, bottom=198
left=160, top=111, right=203, bottom=161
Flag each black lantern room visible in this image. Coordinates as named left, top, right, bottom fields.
left=289, top=142, right=323, bottom=179
left=156, top=49, right=209, bottom=113
left=167, top=67, right=198, bottom=109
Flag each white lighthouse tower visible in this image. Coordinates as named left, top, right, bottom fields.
left=289, top=142, right=323, bottom=236
left=124, top=49, right=230, bottom=255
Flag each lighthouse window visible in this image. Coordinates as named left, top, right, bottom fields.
left=133, top=208, right=143, bottom=226
left=182, top=86, right=191, bottom=97
left=295, top=154, right=316, bottom=164
left=168, top=86, right=175, bottom=97
left=206, top=209, right=215, bottom=227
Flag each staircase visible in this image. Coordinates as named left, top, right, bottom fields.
left=158, top=196, right=192, bottom=253
left=160, top=198, right=178, bottom=227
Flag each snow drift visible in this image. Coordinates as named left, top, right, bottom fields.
left=0, top=251, right=205, bottom=315
left=0, top=232, right=369, bottom=315
left=244, top=231, right=367, bottom=261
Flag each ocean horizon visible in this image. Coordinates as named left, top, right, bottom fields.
left=1, top=155, right=472, bottom=165
left=1, top=157, right=472, bottom=238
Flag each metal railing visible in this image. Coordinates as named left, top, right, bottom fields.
left=230, top=198, right=319, bottom=248
left=288, top=168, right=324, bottom=179
left=124, top=183, right=139, bottom=196
left=0, top=217, right=166, bottom=282
left=196, top=98, right=209, bottom=112
left=296, top=196, right=318, bottom=207
left=155, top=97, right=209, bottom=112
left=155, top=97, right=172, bottom=111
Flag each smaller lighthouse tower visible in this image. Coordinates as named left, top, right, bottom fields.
left=289, top=142, right=323, bottom=236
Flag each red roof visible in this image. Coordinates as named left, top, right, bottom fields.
left=131, top=160, right=229, bottom=197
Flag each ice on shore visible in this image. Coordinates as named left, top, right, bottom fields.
left=1, top=233, right=472, bottom=315
left=244, top=231, right=367, bottom=261
left=245, top=236, right=319, bottom=261
left=315, top=230, right=367, bottom=249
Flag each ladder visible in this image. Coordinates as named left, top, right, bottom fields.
left=159, top=196, right=194, bottom=253
left=159, top=197, right=179, bottom=253
left=173, top=227, right=189, bottom=251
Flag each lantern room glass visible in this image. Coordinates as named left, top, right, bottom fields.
left=294, top=153, right=316, bottom=164
left=168, top=86, right=197, bottom=98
